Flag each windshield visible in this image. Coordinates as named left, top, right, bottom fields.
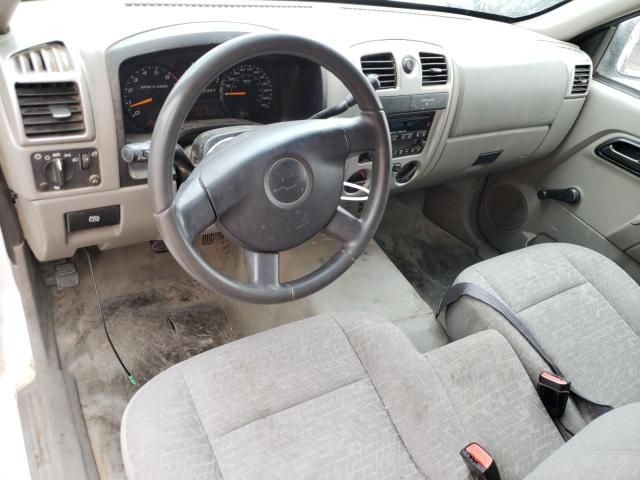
left=404, top=0, right=570, bottom=20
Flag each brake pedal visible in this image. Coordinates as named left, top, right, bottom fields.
left=54, top=262, right=79, bottom=289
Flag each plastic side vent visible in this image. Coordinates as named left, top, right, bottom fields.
left=420, top=53, right=448, bottom=86
left=360, top=53, right=396, bottom=89
left=12, top=43, right=73, bottom=75
left=16, top=82, right=85, bottom=138
left=571, top=64, right=591, bottom=95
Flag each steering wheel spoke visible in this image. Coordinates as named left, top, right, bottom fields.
left=244, top=250, right=280, bottom=287
left=172, top=176, right=217, bottom=244
left=324, top=206, right=363, bottom=245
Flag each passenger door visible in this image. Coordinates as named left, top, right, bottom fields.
left=479, top=15, right=640, bottom=281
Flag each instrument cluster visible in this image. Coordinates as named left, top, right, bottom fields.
left=119, top=45, right=321, bottom=134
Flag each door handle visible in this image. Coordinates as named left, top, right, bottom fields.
left=596, top=138, right=640, bottom=176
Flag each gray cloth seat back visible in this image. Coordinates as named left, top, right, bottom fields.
left=443, top=242, right=640, bottom=432
left=121, top=313, right=564, bottom=479
left=525, top=402, right=640, bottom=480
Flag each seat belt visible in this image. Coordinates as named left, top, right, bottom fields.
left=437, top=282, right=613, bottom=418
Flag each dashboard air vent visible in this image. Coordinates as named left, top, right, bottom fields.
left=12, top=43, right=73, bottom=75
left=419, top=53, right=448, bottom=85
left=16, top=82, right=85, bottom=138
left=360, top=53, right=396, bottom=89
left=571, top=64, right=591, bottom=95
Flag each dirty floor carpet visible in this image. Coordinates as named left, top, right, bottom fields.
left=375, top=192, right=481, bottom=310
left=53, top=248, right=238, bottom=479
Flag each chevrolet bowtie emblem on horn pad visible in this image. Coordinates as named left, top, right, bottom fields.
left=266, top=157, right=311, bottom=207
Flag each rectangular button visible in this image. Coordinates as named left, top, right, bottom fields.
left=410, top=92, right=449, bottom=111
left=81, top=152, right=91, bottom=169
left=380, top=96, right=411, bottom=114
left=66, top=205, right=120, bottom=232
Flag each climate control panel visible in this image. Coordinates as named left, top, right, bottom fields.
left=31, top=148, right=100, bottom=191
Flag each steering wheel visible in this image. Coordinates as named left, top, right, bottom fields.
left=149, top=33, right=391, bottom=303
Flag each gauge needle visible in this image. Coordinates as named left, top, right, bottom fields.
left=224, top=91, right=247, bottom=96
left=129, top=97, right=153, bottom=108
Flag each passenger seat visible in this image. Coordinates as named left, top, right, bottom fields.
left=441, top=242, right=640, bottom=433
left=122, top=313, right=640, bottom=479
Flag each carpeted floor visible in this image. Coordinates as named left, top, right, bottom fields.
left=375, top=191, right=481, bottom=311
left=53, top=268, right=238, bottom=479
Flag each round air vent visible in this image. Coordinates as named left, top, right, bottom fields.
left=484, top=184, right=527, bottom=232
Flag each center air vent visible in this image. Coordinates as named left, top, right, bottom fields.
left=16, top=82, right=85, bottom=138
left=360, top=53, right=396, bottom=89
left=571, top=64, right=591, bottom=95
left=12, top=43, right=73, bottom=75
left=419, top=53, right=448, bottom=86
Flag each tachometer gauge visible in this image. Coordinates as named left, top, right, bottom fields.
left=220, top=63, right=274, bottom=121
left=122, top=65, right=177, bottom=129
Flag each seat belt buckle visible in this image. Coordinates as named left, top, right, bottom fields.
left=460, top=443, right=501, bottom=480
left=537, top=371, right=570, bottom=419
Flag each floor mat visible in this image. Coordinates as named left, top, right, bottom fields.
left=53, top=267, right=238, bottom=479
left=375, top=191, right=481, bottom=311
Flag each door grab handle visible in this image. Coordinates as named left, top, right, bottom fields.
left=596, top=138, right=640, bottom=176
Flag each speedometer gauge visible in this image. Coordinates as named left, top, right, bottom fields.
left=220, top=63, right=274, bottom=121
left=122, top=65, right=177, bottom=129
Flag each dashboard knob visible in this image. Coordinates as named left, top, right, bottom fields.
left=44, top=158, right=68, bottom=189
left=402, top=56, right=416, bottom=74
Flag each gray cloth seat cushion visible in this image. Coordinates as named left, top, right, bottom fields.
left=121, top=313, right=564, bottom=480
left=443, top=242, right=640, bottom=431
left=525, top=402, right=640, bottom=480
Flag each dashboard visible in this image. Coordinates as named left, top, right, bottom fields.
left=119, top=47, right=322, bottom=134
left=0, top=0, right=593, bottom=262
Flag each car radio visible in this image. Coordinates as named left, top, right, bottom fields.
left=388, top=112, right=435, bottom=158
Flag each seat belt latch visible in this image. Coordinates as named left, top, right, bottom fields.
left=460, top=443, right=501, bottom=480
left=537, top=371, right=570, bottom=419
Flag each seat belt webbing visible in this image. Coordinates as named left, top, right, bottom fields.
left=437, top=282, right=613, bottom=418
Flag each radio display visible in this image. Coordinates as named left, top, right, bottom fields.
left=389, top=116, right=431, bottom=132
left=389, top=118, right=427, bottom=132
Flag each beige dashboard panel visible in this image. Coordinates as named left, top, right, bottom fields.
left=16, top=185, right=158, bottom=261
left=426, top=126, right=549, bottom=185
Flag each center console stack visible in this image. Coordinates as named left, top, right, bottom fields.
left=380, top=92, right=447, bottom=159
